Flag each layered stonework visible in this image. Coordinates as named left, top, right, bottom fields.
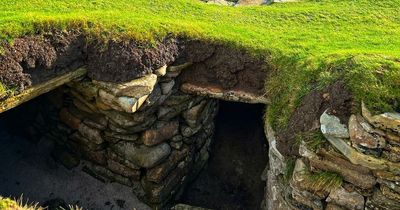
left=262, top=103, right=400, bottom=210
left=39, top=64, right=219, bottom=207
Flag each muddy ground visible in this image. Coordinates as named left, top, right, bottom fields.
left=179, top=101, right=268, bottom=210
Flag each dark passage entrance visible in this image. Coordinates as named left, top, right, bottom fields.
left=180, top=101, right=268, bottom=210
left=0, top=90, right=150, bottom=210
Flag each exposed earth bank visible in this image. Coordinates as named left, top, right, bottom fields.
left=0, top=33, right=267, bottom=99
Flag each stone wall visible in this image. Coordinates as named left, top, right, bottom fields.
left=39, top=64, right=219, bottom=208
left=262, top=103, right=400, bottom=210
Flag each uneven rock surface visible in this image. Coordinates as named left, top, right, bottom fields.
left=18, top=61, right=220, bottom=208
left=262, top=100, right=400, bottom=210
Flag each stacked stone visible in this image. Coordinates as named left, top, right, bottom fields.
left=52, top=64, right=218, bottom=207
left=263, top=103, right=400, bottom=210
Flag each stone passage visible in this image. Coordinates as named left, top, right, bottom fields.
left=32, top=65, right=219, bottom=208
left=179, top=101, right=268, bottom=210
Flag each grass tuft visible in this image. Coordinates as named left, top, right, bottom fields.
left=303, top=170, right=343, bottom=193
left=284, top=158, right=296, bottom=183
left=0, top=195, right=42, bottom=210
left=295, top=131, right=326, bottom=151
left=0, top=196, right=82, bottom=210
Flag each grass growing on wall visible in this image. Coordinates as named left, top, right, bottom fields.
left=0, top=0, right=399, bottom=128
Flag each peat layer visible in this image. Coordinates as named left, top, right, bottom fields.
left=0, top=32, right=267, bottom=97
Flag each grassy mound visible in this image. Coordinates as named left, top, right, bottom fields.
left=1, top=0, right=399, bottom=128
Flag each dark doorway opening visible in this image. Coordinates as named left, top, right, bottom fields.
left=179, top=101, right=268, bottom=210
left=0, top=90, right=150, bottom=210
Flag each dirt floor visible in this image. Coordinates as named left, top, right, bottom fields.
left=179, top=101, right=268, bottom=210
left=0, top=103, right=151, bottom=210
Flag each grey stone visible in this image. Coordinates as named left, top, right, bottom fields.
left=146, top=146, right=190, bottom=183
left=320, top=110, right=349, bottom=139
left=78, top=123, right=103, bottom=145
left=349, top=114, right=386, bottom=149
left=171, top=135, right=183, bottom=142
left=59, top=108, right=81, bottom=130
left=140, top=84, right=162, bottom=110
left=104, top=131, right=139, bottom=143
left=85, top=163, right=132, bottom=187
left=171, top=204, right=211, bottom=210
left=383, top=144, right=400, bottom=162
left=70, top=132, right=104, bottom=151
left=83, top=116, right=108, bottom=130
left=107, top=151, right=140, bottom=170
left=181, top=125, right=202, bottom=137
left=142, top=121, right=179, bottom=146
left=291, top=187, right=323, bottom=210
left=290, top=159, right=329, bottom=199
left=67, top=80, right=99, bottom=100
left=204, top=0, right=234, bottom=6
left=366, top=189, right=400, bottom=210
left=237, top=0, right=267, bottom=5
left=320, top=111, right=400, bottom=173
left=108, top=114, right=157, bottom=134
left=166, top=62, right=192, bottom=78
left=326, top=187, right=364, bottom=210
left=183, top=100, right=207, bottom=127
left=93, top=74, right=157, bottom=98
left=362, top=102, right=400, bottom=135
left=160, top=80, right=175, bottom=95
left=111, top=142, right=171, bottom=168
left=170, top=141, right=183, bottom=150
left=107, top=159, right=141, bottom=180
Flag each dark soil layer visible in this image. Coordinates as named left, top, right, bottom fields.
left=0, top=32, right=86, bottom=90
left=276, top=81, right=353, bottom=156
left=179, top=101, right=268, bottom=210
left=0, top=34, right=267, bottom=98
left=179, top=40, right=267, bottom=95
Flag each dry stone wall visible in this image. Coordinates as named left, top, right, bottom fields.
left=43, top=64, right=219, bottom=207
left=262, top=103, right=400, bottom=210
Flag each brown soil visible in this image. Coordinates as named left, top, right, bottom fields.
left=87, top=38, right=179, bottom=82
left=0, top=34, right=267, bottom=100
left=180, top=101, right=268, bottom=210
left=179, top=40, right=268, bottom=95
left=276, top=81, right=354, bottom=156
left=0, top=32, right=85, bottom=91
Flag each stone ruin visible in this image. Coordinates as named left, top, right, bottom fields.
left=0, top=34, right=399, bottom=210
left=264, top=103, right=400, bottom=210
left=29, top=64, right=220, bottom=208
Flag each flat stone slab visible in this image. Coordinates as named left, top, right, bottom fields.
left=0, top=68, right=87, bottom=114
left=180, top=83, right=268, bottom=104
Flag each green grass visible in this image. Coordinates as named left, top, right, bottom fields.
left=0, top=196, right=82, bottom=210
left=0, top=196, right=42, bottom=210
left=303, top=170, right=343, bottom=193
left=295, top=131, right=326, bottom=151
left=0, top=0, right=399, bottom=128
